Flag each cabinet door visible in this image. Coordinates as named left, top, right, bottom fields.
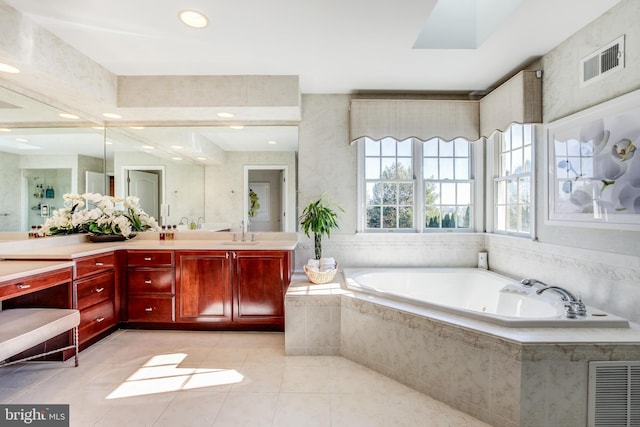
left=175, top=251, right=231, bottom=323
left=233, top=251, right=290, bottom=324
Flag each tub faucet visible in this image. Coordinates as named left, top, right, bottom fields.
left=520, top=278, right=548, bottom=289
left=536, top=286, right=587, bottom=318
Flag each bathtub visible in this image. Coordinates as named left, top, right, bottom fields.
left=341, top=268, right=629, bottom=328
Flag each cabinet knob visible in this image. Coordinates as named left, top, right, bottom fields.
left=145, top=307, right=154, bottom=312
left=95, top=262, right=104, bottom=266
left=95, top=287, right=104, bottom=293
left=17, top=284, right=31, bottom=289
left=96, top=317, right=105, bottom=323
left=144, top=257, right=152, bottom=261
left=144, top=279, right=152, bottom=284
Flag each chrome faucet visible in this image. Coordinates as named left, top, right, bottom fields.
left=536, top=286, right=587, bottom=318
left=240, top=220, right=246, bottom=241
left=520, top=278, right=548, bottom=288
left=196, top=217, right=204, bottom=229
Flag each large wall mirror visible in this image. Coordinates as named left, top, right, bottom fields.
left=0, top=86, right=299, bottom=234
left=105, top=125, right=298, bottom=232
left=0, top=87, right=106, bottom=232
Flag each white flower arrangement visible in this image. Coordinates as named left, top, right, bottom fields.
left=40, top=193, right=159, bottom=238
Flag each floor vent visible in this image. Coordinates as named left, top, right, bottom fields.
left=588, top=361, right=640, bottom=427
left=580, top=36, right=625, bottom=87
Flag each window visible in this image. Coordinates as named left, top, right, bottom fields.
left=494, top=123, right=533, bottom=235
left=424, top=138, right=472, bottom=229
left=364, top=137, right=414, bottom=230
left=360, top=136, right=473, bottom=232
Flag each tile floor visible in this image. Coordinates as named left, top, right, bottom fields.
left=0, top=330, right=490, bottom=426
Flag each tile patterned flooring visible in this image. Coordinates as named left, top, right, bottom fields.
left=0, top=330, right=490, bottom=426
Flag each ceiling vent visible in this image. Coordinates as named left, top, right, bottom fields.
left=588, top=361, right=640, bottom=426
left=580, top=36, right=625, bottom=87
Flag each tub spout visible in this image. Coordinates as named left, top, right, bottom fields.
left=520, top=278, right=548, bottom=289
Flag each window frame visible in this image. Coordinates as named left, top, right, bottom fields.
left=357, top=136, right=478, bottom=233
left=491, top=123, right=536, bottom=237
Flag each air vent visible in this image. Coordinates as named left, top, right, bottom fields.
left=588, top=361, right=640, bottom=426
left=580, top=36, right=625, bottom=87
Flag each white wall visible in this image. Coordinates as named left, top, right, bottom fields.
left=536, top=0, right=640, bottom=255
left=204, top=151, right=297, bottom=231
left=0, top=152, right=21, bottom=231
left=113, top=151, right=205, bottom=225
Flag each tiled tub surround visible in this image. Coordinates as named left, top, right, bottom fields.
left=285, top=277, right=640, bottom=427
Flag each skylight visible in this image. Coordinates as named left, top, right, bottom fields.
left=414, top=0, right=523, bottom=49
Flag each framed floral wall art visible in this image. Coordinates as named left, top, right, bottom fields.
left=546, top=89, right=640, bottom=230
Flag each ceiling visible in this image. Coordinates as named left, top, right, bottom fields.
left=2, top=0, right=621, bottom=94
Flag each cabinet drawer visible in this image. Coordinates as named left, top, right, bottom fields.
left=128, top=251, right=174, bottom=267
left=75, top=252, right=115, bottom=279
left=128, top=296, right=174, bottom=322
left=79, top=299, right=116, bottom=343
left=76, top=271, right=114, bottom=311
left=0, top=268, right=72, bottom=301
left=128, top=269, right=173, bottom=294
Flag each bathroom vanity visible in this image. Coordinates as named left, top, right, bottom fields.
left=0, top=233, right=297, bottom=336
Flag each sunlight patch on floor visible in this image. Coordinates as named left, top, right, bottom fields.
left=106, top=353, right=244, bottom=399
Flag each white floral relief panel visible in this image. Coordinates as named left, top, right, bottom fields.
left=547, top=89, right=640, bottom=229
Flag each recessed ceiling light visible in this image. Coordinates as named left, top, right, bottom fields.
left=105, top=141, right=113, bottom=145
left=179, top=9, right=208, bottom=29
left=196, top=157, right=207, bottom=160
left=0, top=128, right=10, bottom=132
left=267, top=140, right=278, bottom=145
left=172, top=157, right=183, bottom=161
left=59, top=113, right=79, bottom=120
left=16, top=138, right=28, bottom=142
left=102, top=112, right=122, bottom=119
left=142, top=145, right=155, bottom=150
left=171, top=145, right=183, bottom=149
left=0, top=63, right=20, bottom=74
left=229, top=125, right=244, bottom=130
left=217, top=112, right=234, bottom=118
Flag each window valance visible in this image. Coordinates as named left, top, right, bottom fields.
left=350, top=99, right=480, bottom=143
left=479, top=70, right=542, bottom=137
left=350, top=70, right=542, bottom=143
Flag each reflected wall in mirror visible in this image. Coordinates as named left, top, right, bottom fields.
left=106, top=126, right=298, bottom=231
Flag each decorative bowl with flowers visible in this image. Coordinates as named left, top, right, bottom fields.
left=39, top=193, right=159, bottom=240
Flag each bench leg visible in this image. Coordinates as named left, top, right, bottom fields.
left=73, top=326, right=79, bottom=367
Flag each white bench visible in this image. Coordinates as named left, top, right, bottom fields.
left=0, top=308, right=80, bottom=367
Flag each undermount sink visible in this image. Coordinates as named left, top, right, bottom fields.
left=222, top=241, right=260, bottom=245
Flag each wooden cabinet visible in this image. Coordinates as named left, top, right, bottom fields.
left=126, top=250, right=175, bottom=323
left=175, top=251, right=232, bottom=323
left=233, top=251, right=290, bottom=327
left=175, top=250, right=291, bottom=330
left=73, top=253, right=117, bottom=348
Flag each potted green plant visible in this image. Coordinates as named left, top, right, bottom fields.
left=299, top=194, right=343, bottom=260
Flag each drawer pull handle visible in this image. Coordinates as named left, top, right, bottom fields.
left=95, top=262, right=104, bottom=266
left=144, top=279, right=152, bottom=284
left=17, top=284, right=31, bottom=289
left=144, top=257, right=152, bottom=261
left=96, top=317, right=105, bottom=323
left=145, top=307, right=154, bottom=312
left=95, top=287, right=105, bottom=293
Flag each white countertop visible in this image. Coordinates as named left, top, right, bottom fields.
left=0, top=260, right=74, bottom=283
left=0, top=232, right=298, bottom=260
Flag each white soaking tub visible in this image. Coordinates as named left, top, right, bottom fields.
left=341, top=268, right=629, bottom=328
